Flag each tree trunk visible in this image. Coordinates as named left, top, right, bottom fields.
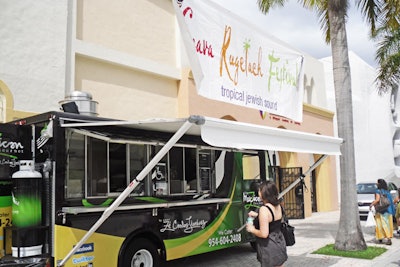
left=328, top=0, right=367, bottom=250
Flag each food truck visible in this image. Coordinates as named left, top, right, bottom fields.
left=0, top=111, right=341, bottom=267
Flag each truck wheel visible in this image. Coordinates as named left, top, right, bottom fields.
left=122, top=238, right=161, bottom=267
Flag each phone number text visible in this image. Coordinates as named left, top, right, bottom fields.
left=208, top=233, right=242, bottom=247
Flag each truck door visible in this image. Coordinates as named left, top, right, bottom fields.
left=241, top=153, right=263, bottom=241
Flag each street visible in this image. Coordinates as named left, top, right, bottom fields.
left=165, top=244, right=258, bottom=266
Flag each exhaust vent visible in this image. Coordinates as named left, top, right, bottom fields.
left=59, top=91, right=98, bottom=116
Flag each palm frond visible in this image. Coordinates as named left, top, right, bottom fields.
left=316, top=2, right=330, bottom=44
left=375, top=28, right=400, bottom=93
left=257, top=0, right=287, bottom=13
left=356, top=0, right=381, bottom=37
left=378, top=0, right=400, bottom=32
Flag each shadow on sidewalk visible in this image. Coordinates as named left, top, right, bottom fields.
left=291, top=221, right=339, bottom=240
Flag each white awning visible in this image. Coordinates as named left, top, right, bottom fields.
left=201, top=117, right=342, bottom=155
left=60, top=115, right=342, bottom=155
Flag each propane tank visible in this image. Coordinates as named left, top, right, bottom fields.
left=11, top=160, right=43, bottom=257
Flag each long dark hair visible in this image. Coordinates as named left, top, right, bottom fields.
left=259, top=180, right=280, bottom=205
left=377, top=179, right=388, bottom=190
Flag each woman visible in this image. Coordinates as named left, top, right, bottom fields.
left=370, top=179, right=395, bottom=245
left=246, top=180, right=287, bottom=267
left=392, top=188, right=400, bottom=235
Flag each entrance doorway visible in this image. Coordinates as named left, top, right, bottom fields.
left=269, top=166, right=304, bottom=219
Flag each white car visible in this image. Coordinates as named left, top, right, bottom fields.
left=357, top=182, right=398, bottom=219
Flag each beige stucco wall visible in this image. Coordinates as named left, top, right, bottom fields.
left=75, top=57, right=178, bottom=120
left=76, top=0, right=177, bottom=66
left=73, top=0, right=181, bottom=120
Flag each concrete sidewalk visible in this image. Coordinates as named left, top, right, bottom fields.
left=286, top=210, right=400, bottom=267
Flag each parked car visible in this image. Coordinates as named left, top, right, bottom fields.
left=357, top=182, right=398, bottom=219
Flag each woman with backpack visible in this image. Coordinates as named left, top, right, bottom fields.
left=370, top=179, right=396, bottom=245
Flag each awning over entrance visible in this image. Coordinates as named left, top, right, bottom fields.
left=60, top=115, right=342, bottom=155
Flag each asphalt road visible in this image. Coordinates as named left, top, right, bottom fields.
left=165, top=243, right=259, bottom=266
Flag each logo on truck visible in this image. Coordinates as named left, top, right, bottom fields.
left=0, top=133, right=24, bottom=153
left=160, top=216, right=208, bottom=233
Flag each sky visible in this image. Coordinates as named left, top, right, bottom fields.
left=213, top=0, right=377, bottom=67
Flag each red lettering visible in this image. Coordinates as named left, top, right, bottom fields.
left=193, top=39, right=214, bottom=58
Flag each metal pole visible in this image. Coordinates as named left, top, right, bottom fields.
left=57, top=118, right=198, bottom=266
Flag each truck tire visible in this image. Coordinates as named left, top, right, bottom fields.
left=122, top=238, right=161, bottom=267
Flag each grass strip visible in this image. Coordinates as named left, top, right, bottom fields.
left=312, top=244, right=387, bottom=259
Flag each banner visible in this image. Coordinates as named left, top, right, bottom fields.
left=174, top=0, right=305, bottom=122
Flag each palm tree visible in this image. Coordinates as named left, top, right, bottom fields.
left=257, top=0, right=399, bottom=250
left=325, top=1, right=365, bottom=250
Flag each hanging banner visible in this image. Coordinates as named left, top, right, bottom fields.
left=174, top=0, right=305, bottom=122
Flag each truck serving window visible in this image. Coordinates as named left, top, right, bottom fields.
left=199, top=149, right=212, bottom=192
left=87, top=137, right=107, bottom=196
left=66, top=130, right=217, bottom=199
left=151, top=146, right=214, bottom=196
left=110, top=143, right=146, bottom=196
left=66, top=131, right=85, bottom=198
left=86, top=139, right=147, bottom=198
left=185, top=148, right=197, bottom=192
left=109, top=143, right=127, bottom=193
left=66, top=130, right=147, bottom=199
left=169, top=147, right=199, bottom=194
left=169, top=147, right=184, bottom=194
left=151, top=145, right=168, bottom=196
left=129, top=144, right=147, bottom=195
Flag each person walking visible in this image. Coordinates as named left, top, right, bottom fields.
left=392, top=188, right=400, bottom=235
left=246, top=180, right=287, bottom=267
left=370, top=179, right=396, bottom=245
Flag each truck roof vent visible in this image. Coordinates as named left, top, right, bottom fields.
left=59, top=91, right=98, bottom=116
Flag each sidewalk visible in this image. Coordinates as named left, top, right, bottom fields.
left=286, top=210, right=400, bottom=267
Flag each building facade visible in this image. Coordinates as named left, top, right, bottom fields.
left=323, top=52, right=399, bottom=186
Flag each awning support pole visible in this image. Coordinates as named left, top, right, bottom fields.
left=57, top=117, right=202, bottom=266
left=278, top=154, right=328, bottom=199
